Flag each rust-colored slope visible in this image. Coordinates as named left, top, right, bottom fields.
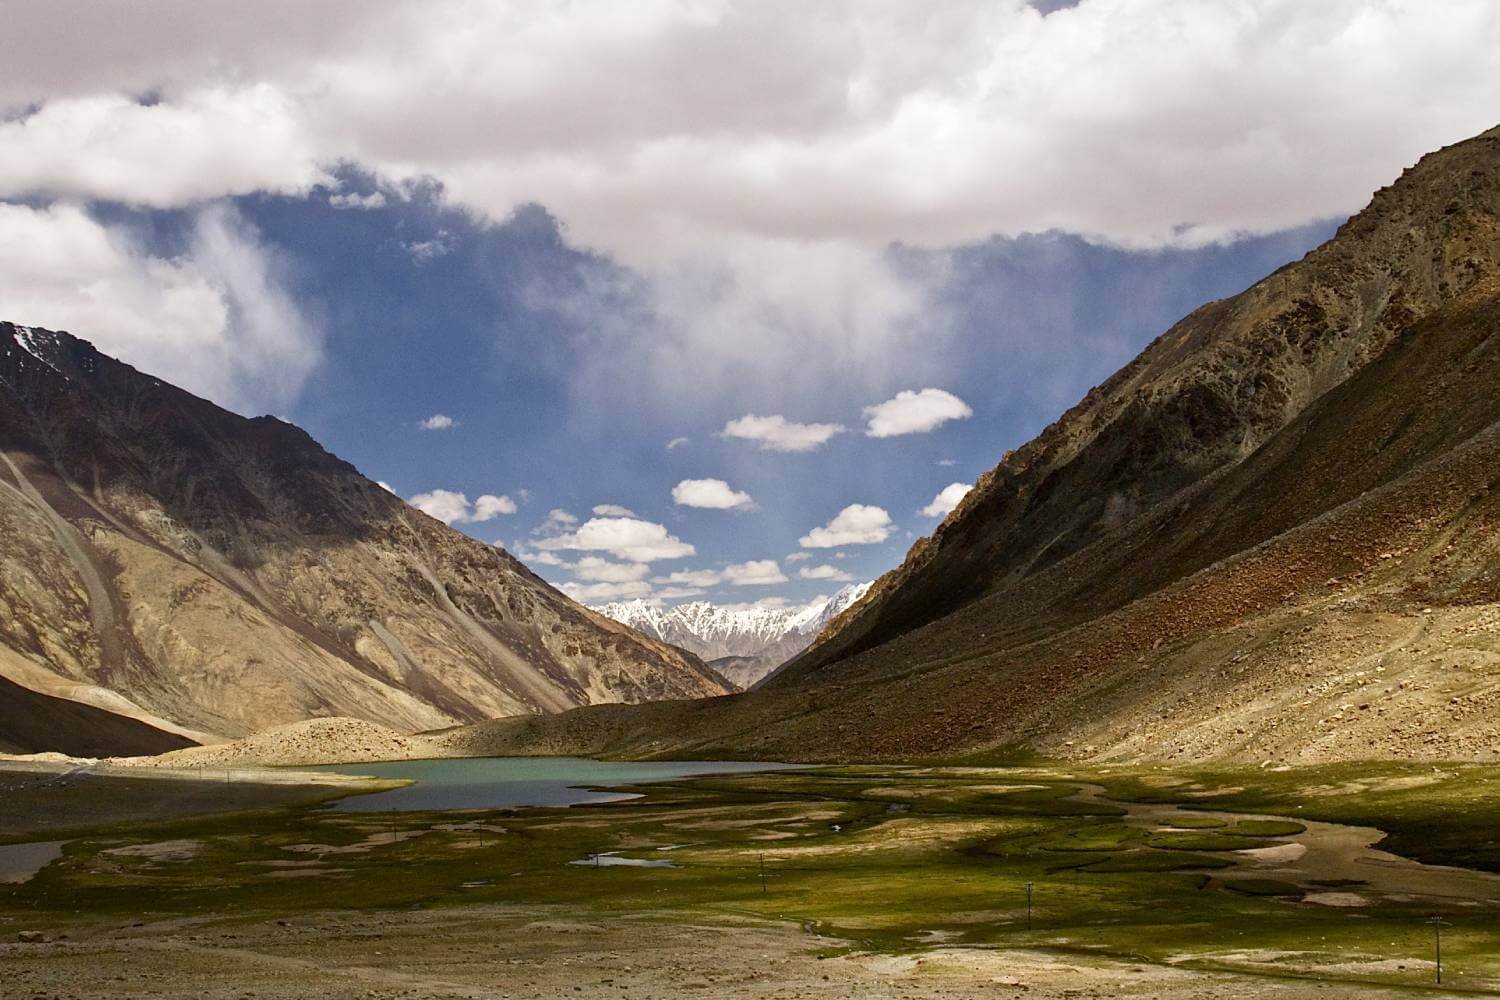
left=448, top=125, right=1500, bottom=765
left=782, top=124, right=1500, bottom=685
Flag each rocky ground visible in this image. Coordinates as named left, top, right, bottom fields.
left=0, top=904, right=1463, bottom=1000
left=111, top=717, right=447, bottom=769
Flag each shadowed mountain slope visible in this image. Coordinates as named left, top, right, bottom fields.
left=447, top=124, right=1500, bottom=764
left=0, top=325, right=727, bottom=753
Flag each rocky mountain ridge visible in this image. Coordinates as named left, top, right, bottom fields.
left=447, top=123, right=1500, bottom=765
left=0, top=324, right=728, bottom=755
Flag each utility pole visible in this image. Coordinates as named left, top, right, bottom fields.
left=1025, top=882, right=1034, bottom=931
left=1427, top=916, right=1450, bottom=985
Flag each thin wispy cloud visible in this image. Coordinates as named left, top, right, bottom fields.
left=592, top=504, right=636, bottom=517
left=800, top=564, right=853, bottom=582
left=654, top=560, right=788, bottom=589
left=329, top=190, right=385, bottom=210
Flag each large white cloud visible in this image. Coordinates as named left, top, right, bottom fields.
left=799, top=504, right=895, bottom=548
left=7, top=2, right=1498, bottom=415
left=0, top=89, right=327, bottom=208
left=864, top=389, right=973, bottom=438
left=5, top=2, right=1498, bottom=251
left=672, top=478, right=755, bottom=510
left=534, top=515, right=696, bottom=563
left=0, top=201, right=320, bottom=413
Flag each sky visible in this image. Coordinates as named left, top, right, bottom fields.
left=1, top=0, right=1498, bottom=608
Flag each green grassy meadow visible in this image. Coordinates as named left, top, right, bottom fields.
left=5, top=763, right=1500, bottom=992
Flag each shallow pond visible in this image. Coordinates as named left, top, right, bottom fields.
left=569, top=851, right=675, bottom=868
left=0, top=840, right=66, bottom=883
left=306, top=756, right=806, bottom=811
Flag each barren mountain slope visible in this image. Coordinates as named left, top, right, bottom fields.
left=785, top=124, right=1500, bottom=684
left=444, top=124, right=1500, bottom=765
left=0, top=325, right=727, bottom=753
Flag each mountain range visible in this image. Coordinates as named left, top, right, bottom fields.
left=0, top=324, right=728, bottom=756
left=594, top=583, right=872, bottom=689
left=445, top=123, right=1500, bottom=766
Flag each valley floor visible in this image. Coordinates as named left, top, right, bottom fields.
left=4, top=760, right=1500, bottom=998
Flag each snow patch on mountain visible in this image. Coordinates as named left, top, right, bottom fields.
left=594, top=581, right=872, bottom=689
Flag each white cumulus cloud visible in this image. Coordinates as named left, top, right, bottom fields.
left=864, top=389, right=973, bottom=438
left=721, top=414, right=846, bottom=453
left=921, top=482, right=974, bottom=518
left=409, top=489, right=515, bottom=525
left=419, top=413, right=457, bottom=430
left=799, top=504, right=895, bottom=548
left=534, top=516, right=695, bottom=563
left=671, top=478, right=755, bottom=511
left=473, top=494, right=518, bottom=519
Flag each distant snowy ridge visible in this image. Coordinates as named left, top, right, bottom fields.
left=594, top=582, right=872, bottom=689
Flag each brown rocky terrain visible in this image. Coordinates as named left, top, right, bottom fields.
left=0, top=905, right=1439, bottom=1000
left=454, top=123, right=1500, bottom=764
left=0, top=328, right=727, bottom=755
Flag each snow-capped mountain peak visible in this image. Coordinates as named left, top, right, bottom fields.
left=594, top=581, right=872, bottom=689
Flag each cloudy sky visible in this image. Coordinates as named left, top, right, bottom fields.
left=2, top=0, right=1498, bottom=607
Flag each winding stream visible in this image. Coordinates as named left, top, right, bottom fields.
left=1072, top=784, right=1500, bottom=908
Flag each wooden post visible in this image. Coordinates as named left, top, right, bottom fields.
left=1025, top=882, right=1033, bottom=931
left=759, top=853, right=767, bottom=894
left=1428, top=916, right=1447, bottom=985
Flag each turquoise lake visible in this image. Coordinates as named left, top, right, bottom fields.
left=306, top=756, right=805, bottom=811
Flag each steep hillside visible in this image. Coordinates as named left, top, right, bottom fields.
left=0, top=325, right=728, bottom=753
left=596, top=583, right=871, bottom=689
left=450, top=124, right=1500, bottom=765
